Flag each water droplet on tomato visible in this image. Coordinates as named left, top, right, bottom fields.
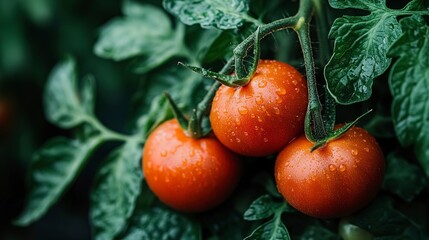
left=251, top=113, right=256, bottom=118
left=244, top=131, right=249, bottom=136
left=294, top=87, right=300, bottom=93
left=364, top=147, right=369, bottom=152
left=351, top=149, right=358, bottom=156
left=257, top=116, right=263, bottom=122
left=311, top=175, right=316, bottom=181
left=236, top=138, right=241, bottom=143
left=238, top=106, right=249, bottom=115
left=235, top=118, right=241, bottom=126
left=160, top=150, right=167, bottom=157
left=292, top=80, right=298, bottom=85
left=258, top=80, right=267, bottom=88
left=255, top=95, right=263, bottom=104
left=273, top=107, right=280, bottom=115
left=189, top=149, right=195, bottom=157
left=231, top=131, right=236, bottom=136
left=263, top=138, right=268, bottom=143
left=329, top=164, right=336, bottom=171
left=276, top=87, right=286, bottom=95
left=275, top=97, right=283, bottom=103
left=181, top=173, right=187, bottom=179
left=254, top=126, right=259, bottom=131
left=339, top=164, right=346, bottom=172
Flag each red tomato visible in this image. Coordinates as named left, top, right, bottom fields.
left=210, top=60, right=308, bottom=157
left=275, top=126, right=385, bottom=218
left=143, top=119, right=242, bottom=212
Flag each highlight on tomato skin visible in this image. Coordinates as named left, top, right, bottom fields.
left=142, top=119, right=242, bottom=213
left=210, top=59, right=308, bottom=157
left=274, top=126, right=385, bottom=219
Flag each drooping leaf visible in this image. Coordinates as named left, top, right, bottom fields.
left=244, top=217, right=290, bottom=240
left=44, top=57, right=94, bottom=128
left=90, top=139, right=143, bottom=240
left=163, top=0, right=252, bottom=30
left=325, top=1, right=402, bottom=104
left=121, top=207, right=201, bottom=240
left=383, top=152, right=427, bottom=202
left=94, top=1, right=183, bottom=73
left=388, top=15, right=429, bottom=177
left=244, top=195, right=282, bottom=221
left=14, top=136, right=102, bottom=226
left=350, top=196, right=421, bottom=238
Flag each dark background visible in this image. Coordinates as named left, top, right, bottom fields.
left=0, top=0, right=149, bottom=239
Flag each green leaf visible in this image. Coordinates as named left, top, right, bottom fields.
left=324, top=8, right=402, bottom=104
left=44, top=57, right=94, bottom=128
left=94, top=1, right=182, bottom=73
left=388, top=16, right=429, bottom=177
left=14, top=136, right=102, bottom=226
left=403, top=0, right=426, bottom=11
left=244, top=217, right=290, bottom=240
left=244, top=195, right=281, bottom=221
left=121, top=207, right=201, bottom=240
left=163, top=0, right=251, bottom=30
left=202, top=209, right=245, bottom=240
left=328, top=0, right=386, bottom=11
left=90, top=139, right=143, bottom=240
left=349, top=196, right=419, bottom=237
left=382, top=152, right=427, bottom=202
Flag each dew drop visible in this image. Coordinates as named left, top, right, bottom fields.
left=229, top=138, right=233, bottom=142
left=231, top=131, right=236, bottom=136
left=214, top=95, right=219, bottom=102
left=263, top=138, right=269, bottom=143
left=292, top=80, right=298, bottom=85
left=276, top=87, right=286, bottom=95
left=353, top=164, right=357, bottom=168
left=329, top=164, right=336, bottom=171
left=235, top=118, right=241, bottom=126
left=244, top=132, right=249, bottom=136
left=257, top=116, right=263, bottom=122
left=351, top=149, right=358, bottom=156
left=339, top=164, right=347, bottom=172
left=254, top=126, right=259, bottom=131
left=251, top=113, right=256, bottom=118
left=258, top=80, right=267, bottom=88
left=255, top=95, right=264, bottom=105
left=189, top=149, right=195, bottom=157
left=311, top=175, right=316, bottom=181
left=160, top=150, right=167, bottom=157
left=294, top=87, right=300, bottom=93
left=276, top=97, right=283, bottom=103
left=182, top=173, right=187, bottom=179
left=236, top=138, right=241, bottom=143
left=273, top=107, right=280, bottom=115
left=238, top=106, right=249, bottom=115
left=364, top=147, right=369, bottom=152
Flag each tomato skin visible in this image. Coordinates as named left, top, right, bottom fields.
left=210, top=60, right=308, bottom=157
left=143, top=119, right=242, bottom=213
left=275, top=126, right=385, bottom=218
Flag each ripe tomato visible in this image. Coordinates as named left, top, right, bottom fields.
left=143, top=119, right=242, bottom=212
left=210, top=59, right=308, bottom=157
left=275, top=126, right=385, bottom=218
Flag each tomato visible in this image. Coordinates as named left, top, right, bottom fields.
left=210, top=59, right=308, bottom=157
left=274, top=126, right=385, bottom=218
left=143, top=119, right=242, bottom=212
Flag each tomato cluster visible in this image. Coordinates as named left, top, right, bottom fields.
left=142, top=60, right=385, bottom=217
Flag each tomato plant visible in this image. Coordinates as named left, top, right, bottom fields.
left=275, top=126, right=385, bottom=218
left=210, top=60, right=307, bottom=157
left=143, top=119, right=241, bottom=212
left=4, top=0, right=429, bottom=239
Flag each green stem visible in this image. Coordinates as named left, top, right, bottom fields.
left=84, top=116, right=131, bottom=142
left=295, top=0, right=327, bottom=141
